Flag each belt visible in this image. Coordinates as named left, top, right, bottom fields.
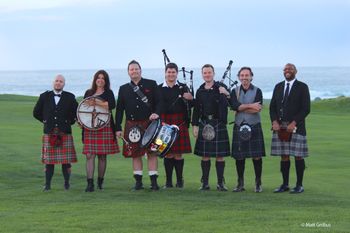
left=201, top=114, right=217, bottom=121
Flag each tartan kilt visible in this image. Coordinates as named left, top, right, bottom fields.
left=42, top=134, right=77, bottom=164
left=83, top=124, right=120, bottom=155
left=122, top=120, right=151, bottom=158
left=232, top=123, right=266, bottom=159
left=194, top=119, right=230, bottom=157
left=271, top=132, right=309, bottom=157
left=161, top=113, right=192, bottom=155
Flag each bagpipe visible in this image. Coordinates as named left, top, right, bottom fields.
left=217, top=60, right=239, bottom=125
left=161, top=49, right=194, bottom=127
left=219, top=60, right=238, bottom=92
left=162, top=49, right=194, bottom=96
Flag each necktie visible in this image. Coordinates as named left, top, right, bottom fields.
left=54, top=94, right=61, bottom=97
left=283, top=83, right=290, bottom=104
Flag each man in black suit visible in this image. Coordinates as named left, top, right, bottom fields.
left=270, top=63, right=310, bottom=194
left=33, top=74, right=78, bottom=191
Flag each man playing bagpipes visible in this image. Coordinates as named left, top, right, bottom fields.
left=158, top=62, right=193, bottom=189
left=192, top=64, right=231, bottom=191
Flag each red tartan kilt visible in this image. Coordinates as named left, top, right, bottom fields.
left=42, top=134, right=77, bottom=164
left=123, top=120, right=150, bottom=158
left=83, top=125, right=120, bottom=155
left=161, top=113, right=192, bottom=155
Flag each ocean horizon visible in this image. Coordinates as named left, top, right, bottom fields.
left=1, top=66, right=349, bottom=100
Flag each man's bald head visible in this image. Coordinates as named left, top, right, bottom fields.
left=53, top=74, right=65, bottom=92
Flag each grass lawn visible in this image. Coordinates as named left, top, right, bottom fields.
left=0, top=94, right=349, bottom=233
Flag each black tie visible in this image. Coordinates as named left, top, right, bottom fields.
left=283, top=83, right=290, bottom=104
left=54, top=94, right=61, bottom=97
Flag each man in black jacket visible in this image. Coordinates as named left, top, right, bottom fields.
left=116, top=60, right=163, bottom=191
left=159, top=62, right=193, bottom=189
left=192, top=64, right=231, bottom=191
left=33, top=74, right=78, bottom=191
left=270, top=63, right=310, bottom=194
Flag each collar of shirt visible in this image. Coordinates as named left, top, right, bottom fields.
left=53, top=91, right=62, bottom=105
left=53, top=90, right=63, bottom=96
left=284, top=79, right=296, bottom=94
left=162, top=81, right=179, bottom=88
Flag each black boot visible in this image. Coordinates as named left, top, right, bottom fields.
left=163, top=158, right=174, bottom=188
left=43, top=164, right=54, bottom=191
left=150, top=175, right=160, bottom=191
left=85, top=178, right=94, bottom=192
left=233, top=159, right=245, bottom=192
left=174, top=159, right=184, bottom=188
left=274, top=160, right=290, bottom=193
left=216, top=161, right=227, bottom=191
left=199, top=160, right=211, bottom=190
left=291, top=159, right=305, bottom=194
left=253, top=159, right=263, bottom=193
left=132, top=174, right=144, bottom=191
left=62, top=164, right=71, bottom=190
left=97, top=177, right=104, bottom=190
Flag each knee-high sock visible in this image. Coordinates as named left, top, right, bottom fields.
left=163, top=157, right=174, bottom=184
left=281, top=160, right=291, bottom=186
left=235, top=159, right=245, bottom=180
left=201, top=160, right=211, bottom=185
left=45, top=164, right=55, bottom=186
left=174, top=159, right=184, bottom=183
left=215, top=161, right=225, bottom=184
left=62, top=164, right=71, bottom=184
left=295, top=159, right=305, bottom=186
left=253, top=159, right=262, bottom=183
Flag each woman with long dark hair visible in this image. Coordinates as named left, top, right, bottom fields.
left=82, top=70, right=119, bottom=192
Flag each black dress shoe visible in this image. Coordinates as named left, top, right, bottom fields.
left=131, top=182, right=144, bottom=191
left=217, top=183, right=228, bottom=191
left=176, top=179, right=184, bottom=188
left=232, top=185, right=245, bottom=192
left=290, top=186, right=304, bottom=194
left=150, top=184, right=160, bottom=191
left=273, top=184, right=290, bottom=193
left=255, top=184, right=263, bottom=193
left=199, top=184, right=210, bottom=191
left=64, top=182, right=70, bottom=190
left=43, top=185, right=51, bottom=192
left=163, top=182, right=173, bottom=189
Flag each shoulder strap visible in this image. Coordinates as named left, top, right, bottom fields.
left=128, top=82, right=151, bottom=108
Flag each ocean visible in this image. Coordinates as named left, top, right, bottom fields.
left=0, top=67, right=349, bottom=100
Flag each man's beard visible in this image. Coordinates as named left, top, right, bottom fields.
left=284, top=74, right=295, bottom=81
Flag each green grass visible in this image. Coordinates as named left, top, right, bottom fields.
left=0, top=94, right=349, bottom=233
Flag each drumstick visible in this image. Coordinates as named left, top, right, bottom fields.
left=120, top=136, right=130, bottom=145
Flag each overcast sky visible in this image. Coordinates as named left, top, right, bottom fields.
left=0, top=0, right=349, bottom=70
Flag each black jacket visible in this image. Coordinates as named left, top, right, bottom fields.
left=33, top=90, right=78, bottom=134
left=158, top=81, right=193, bottom=127
left=192, top=82, right=229, bottom=126
left=115, top=78, right=163, bottom=131
left=269, top=79, right=310, bottom=135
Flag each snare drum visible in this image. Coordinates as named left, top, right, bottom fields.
left=141, top=119, right=179, bottom=158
